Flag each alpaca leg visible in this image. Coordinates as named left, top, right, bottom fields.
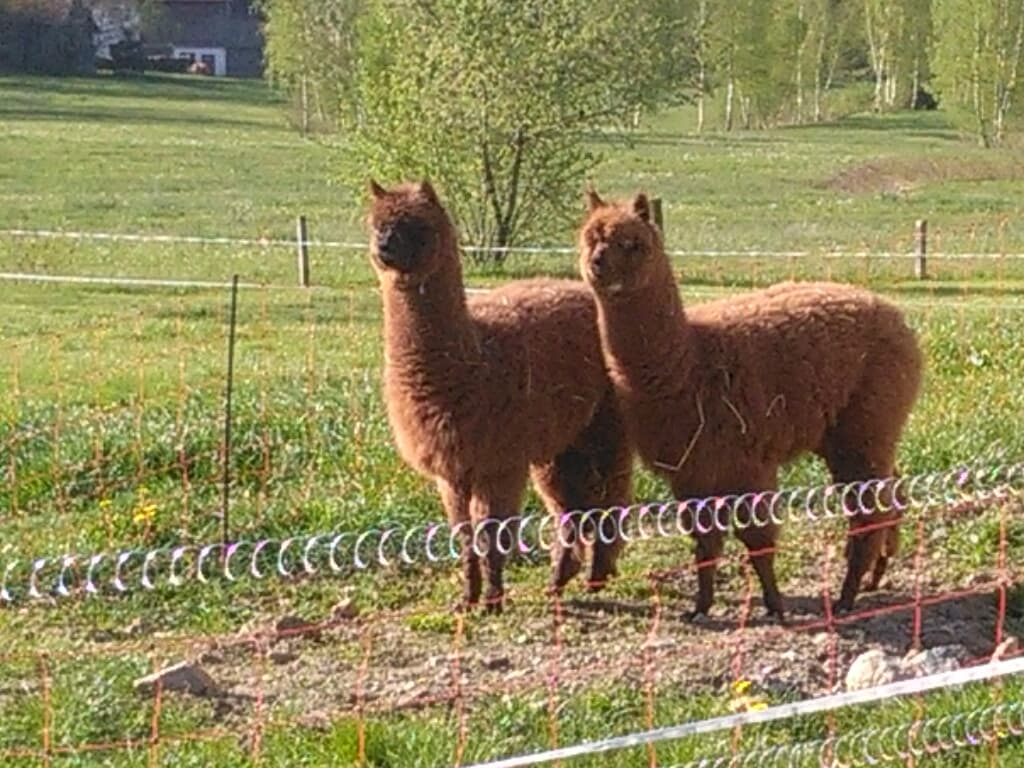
left=530, top=392, right=632, bottom=594
left=674, top=480, right=727, bottom=618
left=587, top=397, right=632, bottom=591
left=825, top=337, right=918, bottom=610
left=732, top=472, right=785, bottom=620
left=438, top=478, right=479, bottom=610
left=471, top=472, right=526, bottom=615
left=822, top=438, right=899, bottom=613
left=692, top=527, right=726, bottom=619
left=863, top=481, right=902, bottom=592
left=531, top=459, right=586, bottom=594
left=572, top=391, right=632, bottom=590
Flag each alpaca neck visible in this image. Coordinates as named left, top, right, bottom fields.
left=381, top=254, right=477, bottom=368
left=597, top=258, right=696, bottom=387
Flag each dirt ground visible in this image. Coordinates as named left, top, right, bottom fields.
left=180, top=553, right=1018, bottom=729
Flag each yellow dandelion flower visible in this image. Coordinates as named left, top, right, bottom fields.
left=98, top=499, right=112, bottom=509
left=732, top=679, right=752, bottom=695
left=728, top=693, right=769, bottom=713
left=133, top=503, right=158, bottom=524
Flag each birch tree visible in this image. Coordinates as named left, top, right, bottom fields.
left=863, top=0, right=933, bottom=110
left=803, top=0, right=865, bottom=121
left=260, top=0, right=364, bottom=134
left=933, top=0, right=1024, bottom=146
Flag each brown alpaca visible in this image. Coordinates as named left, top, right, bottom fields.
left=578, top=190, right=922, bottom=618
left=367, top=180, right=632, bottom=611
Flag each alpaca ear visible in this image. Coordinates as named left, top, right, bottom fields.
left=368, top=179, right=387, bottom=200
left=418, top=180, right=440, bottom=205
left=632, top=193, right=651, bottom=222
left=585, top=187, right=605, bottom=213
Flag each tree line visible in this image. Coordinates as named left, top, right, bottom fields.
left=259, top=0, right=1024, bottom=249
left=0, top=0, right=97, bottom=75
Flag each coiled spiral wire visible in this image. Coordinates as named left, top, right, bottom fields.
left=2, top=463, right=1020, bottom=606
left=668, top=699, right=1024, bottom=767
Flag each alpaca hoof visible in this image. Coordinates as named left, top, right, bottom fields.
left=686, top=609, right=712, bottom=625
left=552, top=554, right=583, bottom=591
left=862, top=572, right=890, bottom=593
left=764, top=607, right=787, bottom=626
left=453, top=598, right=477, bottom=614
left=833, top=596, right=855, bottom=615
left=587, top=560, right=618, bottom=591
left=483, top=592, right=505, bottom=615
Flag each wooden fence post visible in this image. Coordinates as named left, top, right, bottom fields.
left=651, top=197, right=664, bottom=234
left=914, top=219, right=927, bottom=280
left=296, top=215, right=311, bottom=287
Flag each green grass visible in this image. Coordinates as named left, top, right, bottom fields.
left=2, top=73, right=1024, bottom=766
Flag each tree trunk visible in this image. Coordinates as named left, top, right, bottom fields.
left=874, top=44, right=886, bottom=111
left=996, top=0, right=1024, bottom=142
left=499, top=127, right=527, bottom=251
left=697, top=60, right=706, bottom=133
left=911, top=54, right=920, bottom=109
left=886, top=60, right=898, bottom=107
left=813, top=16, right=828, bottom=122
left=696, top=0, right=709, bottom=133
left=725, top=66, right=735, bottom=131
left=864, top=0, right=884, bottom=112
left=795, top=0, right=805, bottom=123
left=972, top=12, right=992, bottom=148
left=300, top=75, right=310, bottom=137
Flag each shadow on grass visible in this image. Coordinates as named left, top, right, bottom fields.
left=0, top=106, right=278, bottom=132
left=0, top=72, right=275, bottom=104
left=889, top=281, right=1024, bottom=299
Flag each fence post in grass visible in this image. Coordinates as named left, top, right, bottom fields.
left=296, top=215, right=311, bottom=287
left=221, top=274, right=240, bottom=551
left=651, top=197, right=664, bottom=234
left=914, top=219, right=927, bottom=280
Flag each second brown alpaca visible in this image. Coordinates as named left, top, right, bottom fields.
left=578, top=190, right=923, bottom=618
left=367, top=180, right=632, bottom=611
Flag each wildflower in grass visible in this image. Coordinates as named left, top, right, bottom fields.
left=133, top=503, right=157, bottom=524
left=728, top=678, right=768, bottom=713
left=99, top=499, right=112, bottom=509
left=732, top=679, right=752, bottom=695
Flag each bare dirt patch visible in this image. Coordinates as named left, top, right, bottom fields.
left=180, top=563, right=1019, bottom=730
left=822, top=157, right=1024, bottom=195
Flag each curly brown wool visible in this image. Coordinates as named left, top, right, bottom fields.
left=578, top=189, right=922, bottom=619
left=367, top=180, right=632, bottom=612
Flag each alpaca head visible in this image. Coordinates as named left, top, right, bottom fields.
left=578, top=189, right=663, bottom=299
left=366, top=179, right=455, bottom=283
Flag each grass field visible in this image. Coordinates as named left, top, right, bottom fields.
left=2, top=73, right=1024, bottom=766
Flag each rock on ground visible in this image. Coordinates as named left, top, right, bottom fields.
left=845, top=644, right=969, bottom=691
left=134, top=662, right=220, bottom=698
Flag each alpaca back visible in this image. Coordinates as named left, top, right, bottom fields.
left=463, top=279, right=610, bottom=469
left=648, top=281, right=921, bottom=489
